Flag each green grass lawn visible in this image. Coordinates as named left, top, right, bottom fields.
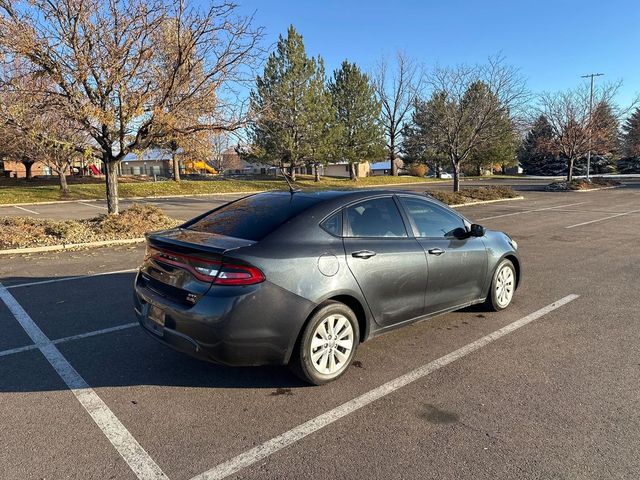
left=0, top=175, right=444, bottom=205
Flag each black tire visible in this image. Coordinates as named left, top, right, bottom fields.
left=290, top=301, right=360, bottom=385
left=486, top=258, right=516, bottom=311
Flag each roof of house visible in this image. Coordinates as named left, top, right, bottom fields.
left=370, top=158, right=404, bottom=170
left=123, top=148, right=175, bottom=162
left=370, top=161, right=391, bottom=170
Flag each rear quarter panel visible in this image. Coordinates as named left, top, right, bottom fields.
left=223, top=203, right=374, bottom=343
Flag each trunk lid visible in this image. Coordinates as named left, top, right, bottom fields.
left=138, top=228, right=256, bottom=306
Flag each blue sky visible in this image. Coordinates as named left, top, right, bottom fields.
left=234, top=0, right=639, bottom=107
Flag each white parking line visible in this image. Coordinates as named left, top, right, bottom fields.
left=0, top=343, right=37, bottom=357
left=52, top=322, right=139, bottom=344
left=6, top=268, right=138, bottom=289
left=0, top=323, right=138, bottom=358
left=0, top=284, right=167, bottom=480
left=190, top=294, right=580, bottom=480
left=477, top=202, right=588, bottom=221
left=13, top=205, right=40, bottom=215
left=79, top=201, right=108, bottom=210
left=565, top=209, right=640, bottom=229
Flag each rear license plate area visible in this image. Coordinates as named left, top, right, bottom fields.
left=143, top=303, right=165, bottom=336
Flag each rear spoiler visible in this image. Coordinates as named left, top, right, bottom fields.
left=146, top=229, right=255, bottom=257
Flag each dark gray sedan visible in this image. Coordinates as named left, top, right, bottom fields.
left=133, top=190, right=520, bottom=384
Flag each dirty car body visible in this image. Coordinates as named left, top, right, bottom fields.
left=133, top=190, right=520, bottom=377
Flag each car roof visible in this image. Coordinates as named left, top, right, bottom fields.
left=242, top=189, right=467, bottom=244
left=256, top=189, right=429, bottom=202
left=250, top=189, right=437, bottom=215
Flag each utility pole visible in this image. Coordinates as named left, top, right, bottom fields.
left=581, top=73, right=604, bottom=181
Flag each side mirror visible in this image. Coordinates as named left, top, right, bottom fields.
left=469, top=224, right=486, bottom=237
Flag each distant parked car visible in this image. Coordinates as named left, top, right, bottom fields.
left=134, top=190, right=521, bottom=384
left=440, top=172, right=453, bottom=179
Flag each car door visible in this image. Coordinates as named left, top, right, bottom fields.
left=398, top=195, right=487, bottom=313
left=343, top=196, right=428, bottom=328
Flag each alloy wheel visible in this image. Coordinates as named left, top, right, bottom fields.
left=309, top=314, right=354, bottom=375
left=495, top=264, right=515, bottom=308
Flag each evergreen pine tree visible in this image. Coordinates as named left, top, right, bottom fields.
left=248, top=26, right=333, bottom=181
left=574, top=101, right=620, bottom=175
left=403, top=94, right=450, bottom=177
left=329, top=61, right=385, bottom=180
left=618, top=107, right=640, bottom=173
left=518, top=115, right=565, bottom=175
left=467, top=115, right=519, bottom=176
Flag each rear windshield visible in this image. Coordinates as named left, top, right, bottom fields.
left=186, top=193, right=322, bottom=241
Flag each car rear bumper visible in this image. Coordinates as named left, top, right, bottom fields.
left=133, top=272, right=314, bottom=366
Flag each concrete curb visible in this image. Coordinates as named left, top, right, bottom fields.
left=0, top=238, right=145, bottom=256
left=449, top=196, right=525, bottom=208
left=572, top=185, right=623, bottom=192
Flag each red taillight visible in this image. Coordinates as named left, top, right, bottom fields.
left=214, top=264, right=265, bottom=285
left=146, top=245, right=264, bottom=286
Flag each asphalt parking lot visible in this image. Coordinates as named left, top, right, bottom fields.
left=1, top=181, right=639, bottom=479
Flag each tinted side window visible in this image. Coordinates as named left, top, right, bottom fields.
left=320, top=211, right=342, bottom=236
left=346, top=197, right=407, bottom=238
left=400, top=197, right=466, bottom=238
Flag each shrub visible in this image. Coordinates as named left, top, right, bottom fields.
left=0, top=204, right=180, bottom=249
left=426, top=186, right=518, bottom=205
left=408, top=164, right=427, bottom=177
left=617, top=157, right=640, bottom=174
left=88, top=204, right=179, bottom=237
left=545, top=178, right=621, bottom=191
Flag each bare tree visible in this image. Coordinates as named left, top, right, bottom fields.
left=534, top=82, right=633, bottom=181
left=0, top=0, right=263, bottom=213
left=372, top=51, right=422, bottom=176
left=1, top=63, right=92, bottom=190
left=211, top=132, right=232, bottom=171
left=35, top=114, right=91, bottom=194
left=422, top=56, right=528, bottom=191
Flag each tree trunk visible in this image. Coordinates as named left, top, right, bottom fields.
left=314, top=163, right=320, bottom=182
left=349, top=162, right=357, bottom=181
left=389, top=147, right=398, bottom=176
left=567, top=158, right=574, bottom=182
left=23, top=161, right=33, bottom=179
left=289, top=164, right=296, bottom=182
left=105, top=160, right=119, bottom=214
left=452, top=162, right=460, bottom=192
left=172, top=150, right=181, bottom=182
left=58, top=166, right=69, bottom=195
left=476, top=164, right=482, bottom=176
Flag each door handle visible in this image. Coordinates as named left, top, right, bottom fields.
left=351, top=250, right=377, bottom=259
left=428, top=248, right=446, bottom=256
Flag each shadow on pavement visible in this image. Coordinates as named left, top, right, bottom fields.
left=0, top=272, right=311, bottom=392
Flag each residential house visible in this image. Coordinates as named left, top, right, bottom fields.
left=0, top=159, right=49, bottom=178
left=324, top=161, right=370, bottom=178
left=121, top=149, right=173, bottom=177
left=370, top=158, right=405, bottom=176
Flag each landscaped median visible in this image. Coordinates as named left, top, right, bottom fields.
left=0, top=204, right=179, bottom=252
left=426, top=186, right=522, bottom=206
left=0, top=186, right=522, bottom=253
left=545, top=177, right=622, bottom=192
